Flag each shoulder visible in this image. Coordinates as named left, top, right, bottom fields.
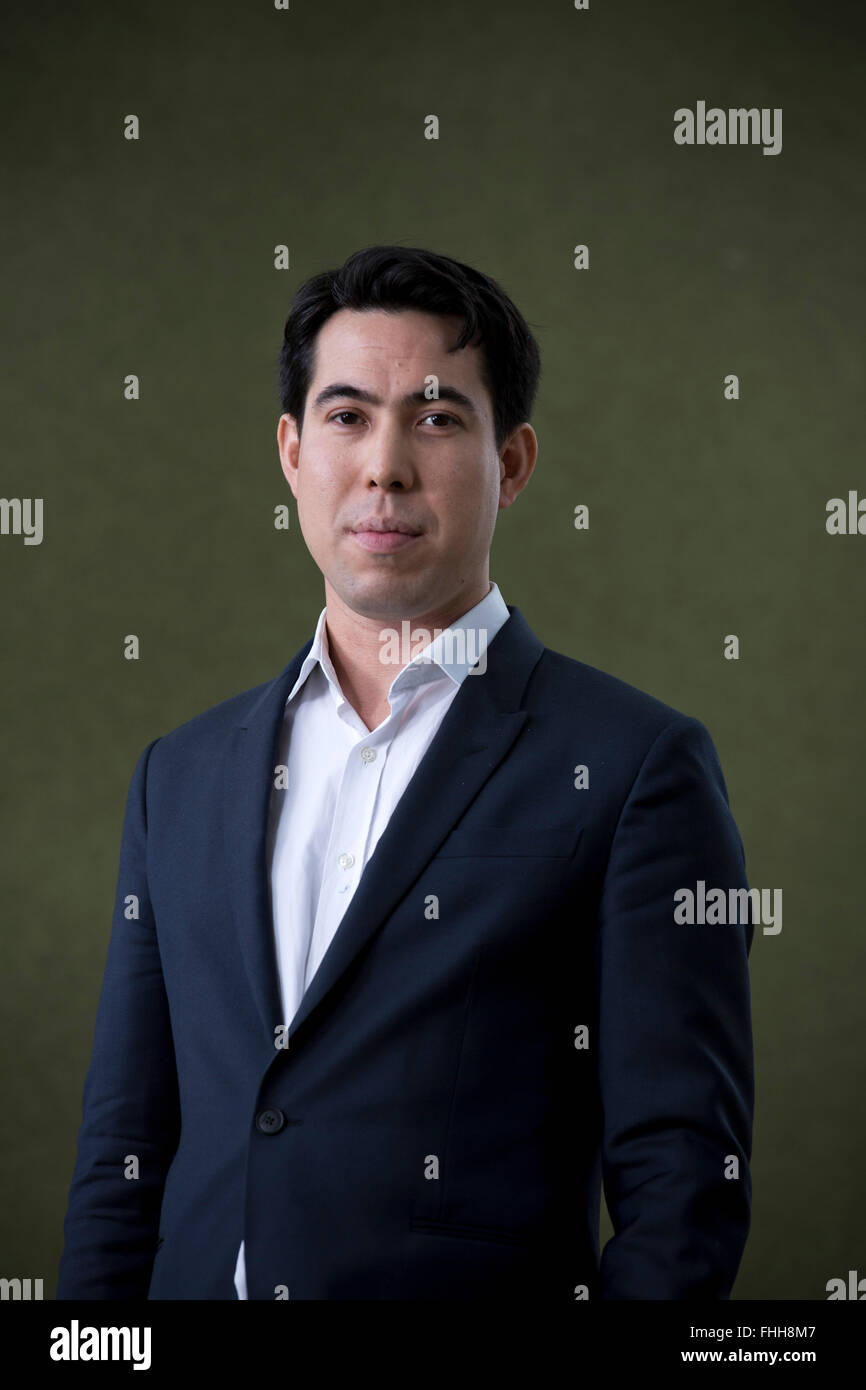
left=144, top=665, right=291, bottom=769
left=527, top=644, right=731, bottom=809
left=530, top=644, right=703, bottom=746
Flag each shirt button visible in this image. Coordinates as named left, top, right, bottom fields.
left=255, top=1108, right=285, bottom=1135
left=360, top=747, right=377, bottom=763
left=338, top=852, right=355, bottom=869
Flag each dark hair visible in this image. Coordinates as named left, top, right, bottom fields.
left=276, top=244, right=542, bottom=453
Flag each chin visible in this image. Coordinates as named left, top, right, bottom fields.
left=338, top=574, right=431, bottom=617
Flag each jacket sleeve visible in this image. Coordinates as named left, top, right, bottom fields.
left=56, top=737, right=180, bottom=1299
left=595, top=715, right=755, bottom=1299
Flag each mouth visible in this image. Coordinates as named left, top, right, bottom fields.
left=348, top=520, right=423, bottom=554
left=350, top=530, right=421, bottom=553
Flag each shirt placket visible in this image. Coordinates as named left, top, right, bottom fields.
left=304, top=727, right=390, bottom=988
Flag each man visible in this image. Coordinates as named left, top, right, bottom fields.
left=57, top=244, right=754, bottom=1301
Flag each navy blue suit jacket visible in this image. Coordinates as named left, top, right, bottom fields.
left=57, top=604, right=754, bottom=1300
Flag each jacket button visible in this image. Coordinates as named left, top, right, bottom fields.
left=255, top=1108, right=285, bottom=1134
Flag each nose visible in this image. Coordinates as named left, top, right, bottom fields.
left=364, top=416, right=414, bottom=490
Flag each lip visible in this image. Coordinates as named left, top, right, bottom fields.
left=350, top=529, right=422, bottom=553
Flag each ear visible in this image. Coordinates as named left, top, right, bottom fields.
left=498, top=423, right=538, bottom=510
left=278, top=414, right=301, bottom=499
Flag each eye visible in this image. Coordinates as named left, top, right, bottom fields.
left=327, top=409, right=460, bottom=428
left=420, top=413, right=459, bottom=427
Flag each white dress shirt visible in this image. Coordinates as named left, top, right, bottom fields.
left=234, top=580, right=510, bottom=1298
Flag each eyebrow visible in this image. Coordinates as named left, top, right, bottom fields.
left=311, top=382, right=480, bottom=417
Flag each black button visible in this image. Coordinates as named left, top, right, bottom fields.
left=255, top=1107, right=285, bottom=1134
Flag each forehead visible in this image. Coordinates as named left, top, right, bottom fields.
left=311, top=307, right=483, bottom=380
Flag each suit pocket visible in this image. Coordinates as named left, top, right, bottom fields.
left=399, top=1222, right=544, bottom=1300
left=435, top=825, right=582, bottom=859
left=409, top=1216, right=536, bottom=1249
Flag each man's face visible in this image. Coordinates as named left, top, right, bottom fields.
left=278, top=307, right=531, bottom=621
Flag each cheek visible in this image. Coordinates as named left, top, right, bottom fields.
left=441, top=471, right=497, bottom=535
left=295, top=488, right=329, bottom=553
left=297, top=461, right=340, bottom=522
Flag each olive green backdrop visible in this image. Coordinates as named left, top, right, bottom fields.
left=1, top=0, right=863, bottom=1301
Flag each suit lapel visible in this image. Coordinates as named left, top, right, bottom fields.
left=224, top=605, right=545, bottom=1053
left=222, top=641, right=313, bottom=1050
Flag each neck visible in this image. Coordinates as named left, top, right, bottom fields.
left=323, top=578, right=491, bottom=732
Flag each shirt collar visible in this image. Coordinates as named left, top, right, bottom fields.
left=285, top=580, right=510, bottom=711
